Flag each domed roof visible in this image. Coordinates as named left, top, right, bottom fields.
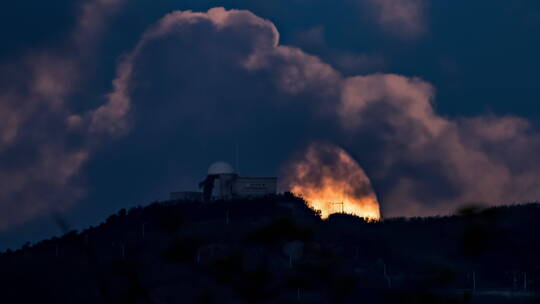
left=208, top=161, right=235, bottom=175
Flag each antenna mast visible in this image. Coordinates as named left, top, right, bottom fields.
left=235, top=139, right=240, bottom=174
left=331, top=202, right=344, bottom=214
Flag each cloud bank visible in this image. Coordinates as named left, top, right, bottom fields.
left=0, top=0, right=124, bottom=230
left=339, top=75, right=540, bottom=216
left=88, top=7, right=540, bottom=218
left=2, top=4, right=540, bottom=232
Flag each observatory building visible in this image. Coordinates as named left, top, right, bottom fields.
left=170, top=161, right=277, bottom=202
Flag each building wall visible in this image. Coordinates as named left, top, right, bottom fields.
left=212, top=174, right=237, bottom=200
left=234, top=177, right=277, bottom=197
left=172, top=175, right=278, bottom=202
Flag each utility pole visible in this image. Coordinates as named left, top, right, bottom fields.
left=472, top=271, right=476, bottom=293
left=289, top=254, right=293, bottom=268
left=379, top=259, right=391, bottom=288
left=235, top=140, right=240, bottom=174
left=383, top=262, right=391, bottom=288
left=142, top=222, right=148, bottom=239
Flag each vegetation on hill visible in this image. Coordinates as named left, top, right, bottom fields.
left=1, top=194, right=539, bottom=303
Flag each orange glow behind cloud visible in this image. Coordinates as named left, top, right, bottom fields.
left=285, top=143, right=381, bottom=220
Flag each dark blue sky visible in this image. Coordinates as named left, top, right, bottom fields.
left=2, top=0, right=540, bottom=250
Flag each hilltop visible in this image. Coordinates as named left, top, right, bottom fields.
left=1, top=194, right=540, bottom=304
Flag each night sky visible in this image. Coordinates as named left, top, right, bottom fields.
left=2, top=0, right=540, bottom=250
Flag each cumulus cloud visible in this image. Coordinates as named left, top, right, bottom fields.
left=363, top=0, right=427, bottom=38
left=89, top=7, right=340, bottom=136
left=338, top=75, right=540, bottom=217
left=0, top=0, right=124, bottom=229
left=93, top=6, right=540, bottom=218
left=4, top=3, right=540, bottom=232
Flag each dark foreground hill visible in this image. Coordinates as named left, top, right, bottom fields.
left=1, top=194, right=540, bottom=304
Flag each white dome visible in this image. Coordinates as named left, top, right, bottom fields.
left=208, top=161, right=235, bottom=175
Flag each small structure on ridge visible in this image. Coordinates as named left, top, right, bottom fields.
left=170, top=161, right=277, bottom=202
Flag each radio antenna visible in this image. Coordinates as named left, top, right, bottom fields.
left=235, top=139, right=240, bottom=174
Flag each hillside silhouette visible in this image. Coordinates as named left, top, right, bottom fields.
left=1, top=194, right=540, bottom=303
